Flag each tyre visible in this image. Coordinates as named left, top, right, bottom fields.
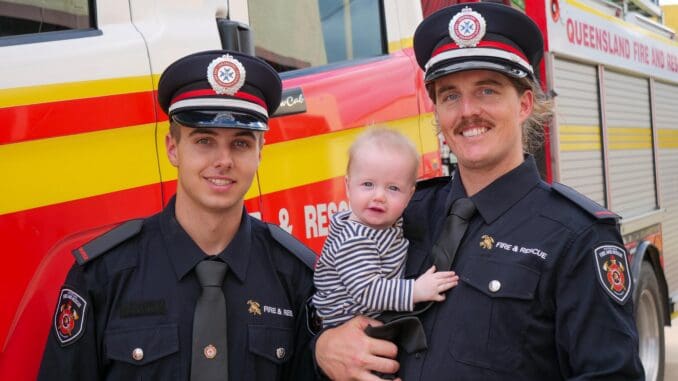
left=635, top=262, right=665, bottom=381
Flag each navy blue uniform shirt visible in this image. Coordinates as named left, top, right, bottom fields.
left=399, top=156, right=644, bottom=380
left=38, top=198, right=315, bottom=380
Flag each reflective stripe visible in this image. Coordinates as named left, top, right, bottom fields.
left=425, top=47, right=533, bottom=75
left=169, top=98, right=268, bottom=118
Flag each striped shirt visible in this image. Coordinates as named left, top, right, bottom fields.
left=312, top=210, right=413, bottom=327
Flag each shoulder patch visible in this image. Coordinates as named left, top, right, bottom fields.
left=267, top=223, right=317, bottom=269
left=552, top=183, right=619, bottom=220
left=72, top=219, right=143, bottom=265
left=54, top=287, right=88, bottom=346
left=593, top=243, right=632, bottom=304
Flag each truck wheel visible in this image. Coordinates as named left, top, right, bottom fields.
left=635, top=262, right=665, bottom=381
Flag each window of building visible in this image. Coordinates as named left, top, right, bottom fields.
left=247, top=0, right=386, bottom=73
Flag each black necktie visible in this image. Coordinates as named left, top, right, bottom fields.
left=365, top=197, right=476, bottom=355
left=191, top=260, right=229, bottom=381
left=431, top=197, right=477, bottom=271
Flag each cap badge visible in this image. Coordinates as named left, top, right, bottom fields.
left=207, top=54, right=246, bottom=95
left=449, top=6, right=486, bottom=48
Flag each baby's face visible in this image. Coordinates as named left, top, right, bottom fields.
left=345, top=147, right=415, bottom=230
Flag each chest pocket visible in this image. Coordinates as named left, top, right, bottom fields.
left=244, top=324, right=294, bottom=379
left=248, top=324, right=293, bottom=363
left=448, top=257, right=540, bottom=372
left=104, top=324, right=179, bottom=379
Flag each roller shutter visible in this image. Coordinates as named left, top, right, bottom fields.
left=553, top=58, right=605, bottom=206
left=654, top=80, right=678, bottom=295
left=603, top=70, right=657, bottom=218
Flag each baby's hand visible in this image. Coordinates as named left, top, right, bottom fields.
left=413, top=266, right=459, bottom=303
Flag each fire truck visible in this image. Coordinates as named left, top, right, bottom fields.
left=0, top=0, right=676, bottom=379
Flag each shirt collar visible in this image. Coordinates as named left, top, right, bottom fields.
left=214, top=209, right=252, bottom=283
left=159, top=197, right=252, bottom=282
left=445, top=155, right=542, bottom=224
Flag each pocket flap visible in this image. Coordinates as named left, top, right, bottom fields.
left=248, top=324, right=293, bottom=364
left=461, top=258, right=540, bottom=300
left=104, top=324, right=179, bottom=365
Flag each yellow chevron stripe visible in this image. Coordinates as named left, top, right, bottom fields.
left=559, top=134, right=601, bottom=142
left=607, top=127, right=652, bottom=136
left=0, top=76, right=156, bottom=108
left=387, top=37, right=414, bottom=53
left=5, top=116, right=436, bottom=215
left=559, top=125, right=600, bottom=134
left=608, top=127, right=652, bottom=150
left=560, top=142, right=602, bottom=151
left=0, top=123, right=161, bottom=215
left=559, top=124, right=601, bottom=151
left=559, top=125, right=656, bottom=150
left=659, top=129, right=678, bottom=149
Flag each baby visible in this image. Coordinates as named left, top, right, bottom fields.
left=313, top=127, right=458, bottom=327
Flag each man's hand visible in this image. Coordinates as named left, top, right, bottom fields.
left=316, top=315, right=401, bottom=381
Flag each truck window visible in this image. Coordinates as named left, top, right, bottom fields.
left=247, top=0, right=386, bottom=73
left=0, top=0, right=94, bottom=38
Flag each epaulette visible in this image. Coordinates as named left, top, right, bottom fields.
left=415, top=176, right=451, bottom=191
left=267, top=223, right=317, bottom=269
left=552, top=183, right=619, bottom=220
left=72, top=219, right=144, bottom=265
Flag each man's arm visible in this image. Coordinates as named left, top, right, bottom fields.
left=38, top=264, right=101, bottom=380
left=315, top=315, right=401, bottom=381
left=555, top=222, right=644, bottom=379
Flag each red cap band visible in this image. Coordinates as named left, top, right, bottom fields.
left=171, top=89, right=267, bottom=111
left=432, top=40, right=528, bottom=63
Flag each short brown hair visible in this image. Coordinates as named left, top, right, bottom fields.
left=169, top=120, right=181, bottom=141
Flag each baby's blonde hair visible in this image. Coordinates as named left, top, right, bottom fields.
left=347, top=127, right=420, bottom=183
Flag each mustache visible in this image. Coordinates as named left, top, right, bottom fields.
left=455, top=117, right=494, bottom=131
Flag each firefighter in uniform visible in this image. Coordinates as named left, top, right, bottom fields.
left=315, top=3, right=645, bottom=380
left=38, top=50, right=317, bottom=380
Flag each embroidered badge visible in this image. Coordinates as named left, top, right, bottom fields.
left=247, top=299, right=262, bottom=316
left=54, top=288, right=87, bottom=346
left=207, top=54, right=246, bottom=95
left=494, top=240, right=549, bottom=260
left=479, top=234, right=495, bottom=250
left=449, top=6, right=486, bottom=48
left=263, top=304, right=293, bottom=317
left=594, top=244, right=631, bottom=304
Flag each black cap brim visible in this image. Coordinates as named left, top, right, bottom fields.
left=172, top=110, right=269, bottom=131
left=425, top=60, right=529, bottom=83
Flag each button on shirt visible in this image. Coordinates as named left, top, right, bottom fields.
left=398, top=156, right=643, bottom=380
left=38, top=198, right=315, bottom=381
